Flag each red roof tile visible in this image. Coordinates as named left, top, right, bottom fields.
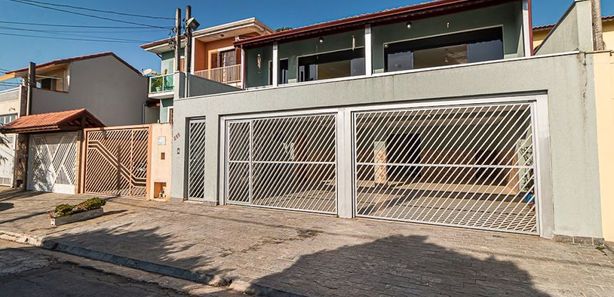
left=0, top=109, right=104, bottom=134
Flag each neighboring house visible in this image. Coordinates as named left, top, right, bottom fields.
left=0, top=87, right=22, bottom=186
left=533, top=15, right=614, bottom=50
left=0, top=52, right=152, bottom=192
left=0, top=52, right=149, bottom=126
left=141, top=18, right=273, bottom=123
left=169, top=0, right=614, bottom=243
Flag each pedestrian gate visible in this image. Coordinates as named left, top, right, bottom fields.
left=82, top=126, right=150, bottom=197
left=219, top=100, right=539, bottom=234
left=187, top=118, right=207, bottom=199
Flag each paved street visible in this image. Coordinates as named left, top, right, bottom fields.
left=1, top=189, right=614, bottom=296
left=0, top=240, right=188, bottom=297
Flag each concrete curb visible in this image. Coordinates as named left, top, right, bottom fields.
left=0, top=229, right=301, bottom=297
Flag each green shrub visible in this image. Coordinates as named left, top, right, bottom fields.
left=52, top=198, right=106, bottom=218
left=53, top=204, right=74, bottom=217
left=73, top=197, right=106, bottom=213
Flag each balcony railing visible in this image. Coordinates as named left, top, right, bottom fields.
left=194, top=64, right=241, bottom=85
left=149, top=74, right=174, bottom=94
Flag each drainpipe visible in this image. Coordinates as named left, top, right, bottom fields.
left=591, top=0, right=605, bottom=51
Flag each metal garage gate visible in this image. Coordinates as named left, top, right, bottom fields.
left=83, top=127, right=149, bottom=197
left=27, top=132, right=78, bottom=194
left=353, top=102, right=538, bottom=233
left=224, top=113, right=337, bottom=213
left=187, top=118, right=206, bottom=199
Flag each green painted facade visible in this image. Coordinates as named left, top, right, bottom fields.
left=245, top=1, right=525, bottom=87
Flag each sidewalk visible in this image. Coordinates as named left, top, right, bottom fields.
left=1, top=189, right=613, bottom=296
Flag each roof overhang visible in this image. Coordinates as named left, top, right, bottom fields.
left=0, top=52, right=142, bottom=80
left=141, top=18, right=273, bottom=54
left=236, top=0, right=518, bottom=48
left=0, top=109, right=104, bottom=134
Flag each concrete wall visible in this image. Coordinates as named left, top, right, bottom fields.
left=536, top=0, right=594, bottom=55
left=534, top=18, right=614, bottom=51
left=171, top=52, right=605, bottom=239
left=148, top=123, right=173, bottom=199
left=0, top=88, right=20, bottom=115
left=590, top=52, right=614, bottom=242
left=31, top=55, right=148, bottom=126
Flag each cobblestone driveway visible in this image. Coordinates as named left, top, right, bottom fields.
left=1, top=189, right=613, bottom=296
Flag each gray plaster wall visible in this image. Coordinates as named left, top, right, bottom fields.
left=536, top=0, right=594, bottom=55
left=172, top=52, right=604, bottom=239
left=31, top=55, right=148, bottom=126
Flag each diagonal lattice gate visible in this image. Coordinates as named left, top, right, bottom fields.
left=353, top=102, right=538, bottom=233
left=187, top=118, right=207, bottom=199
left=220, top=101, right=540, bottom=234
left=27, top=132, right=79, bottom=194
left=224, top=113, right=337, bottom=213
left=83, top=126, right=150, bottom=197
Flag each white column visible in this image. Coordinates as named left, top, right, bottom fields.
left=365, top=25, right=373, bottom=76
left=240, top=47, right=246, bottom=89
left=522, top=0, right=532, bottom=57
left=336, top=108, right=353, bottom=218
left=272, top=42, right=279, bottom=87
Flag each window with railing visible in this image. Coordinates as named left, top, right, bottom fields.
left=149, top=74, right=174, bottom=93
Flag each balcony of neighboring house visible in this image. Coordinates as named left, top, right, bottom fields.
left=148, top=73, right=174, bottom=99
left=238, top=0, right=532, bottom=89
left=194, top=63, right=242, bottom=86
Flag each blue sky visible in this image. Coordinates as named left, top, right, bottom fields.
left=0, top=0, right=612, bottom=88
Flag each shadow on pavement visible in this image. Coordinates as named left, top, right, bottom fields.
left=43, top=224, right=230, bottom=283
left=250, top=235, right=550, bottom=296
left=0, top=202, right=13, bottom=212
left=0, top=189, right=46, bottom=202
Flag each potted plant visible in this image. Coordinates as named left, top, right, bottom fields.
left=49, top=197, right=106, bottom=227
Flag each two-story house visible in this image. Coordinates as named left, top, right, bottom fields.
left=142, top=18, right=273, bottom=123
left=0, top=52, right=150, bottom=193
left=168, top=0, right=614, bottom=244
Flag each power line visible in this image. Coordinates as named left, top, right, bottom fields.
left=0, top=26, right=160, bottom=39
left=8, top=0, right=170, bottom=29
left=0, top=25, right=165, bottom=34
left=0, top=32, right=145, bottom=43
left=15, top=0, right=174, bottom=20
left=0, top=20, right=169, bottom=30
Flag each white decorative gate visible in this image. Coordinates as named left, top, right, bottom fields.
left=187, top=118, right=207, bottom=199
left=353, top=102, right=538, bottom=233
left=27, top=132, right=78, bottom=194
left=224, top=113, right=337, bottom=213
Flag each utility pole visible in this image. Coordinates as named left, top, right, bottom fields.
left=174, top=8, right=182, bottom=72
left=26, top=62, right=35, bottom=116
left=185, top=5, right=193, bottom=74
left=591, top=0, right=605, bottom=51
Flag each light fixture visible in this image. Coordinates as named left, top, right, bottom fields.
left=186, top=17, right=200, bottom=30
left=406, top=22, right=412, bottom=29
left=257, top=54, right=262, bottom=70
left=319, top=37, right=324, bottom=44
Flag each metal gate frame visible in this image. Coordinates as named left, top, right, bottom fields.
left=80, top=125, right=152, bottom=198
left=217, top=95, right=551, bottom=236
left=187, top=117, right=207, bottom=200
left=346, top=95, right=550, bottom=235
left=220, top=108, right=340, bottom=215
